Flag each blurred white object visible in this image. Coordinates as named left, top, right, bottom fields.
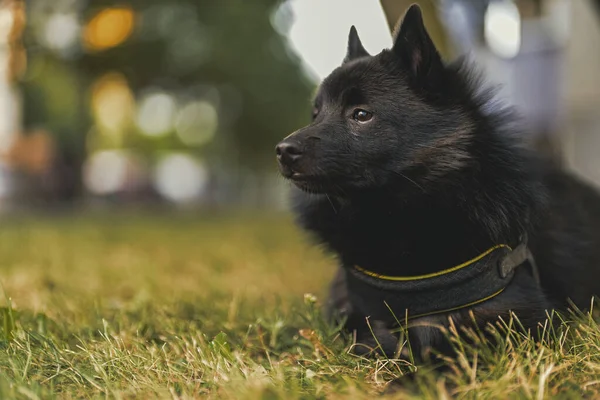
left=484, top=1, right=521, bottom=59
left=281, top=0, right=393, bottom=81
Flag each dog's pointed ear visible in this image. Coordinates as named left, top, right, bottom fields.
left=392, top=4, right=443, bottom=79
left=344, top=26, right=370, bottom=63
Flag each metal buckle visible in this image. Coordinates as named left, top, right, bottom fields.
left=499, top=242, right=528, bottom=278
left=498, top=233, right=541, bottom=286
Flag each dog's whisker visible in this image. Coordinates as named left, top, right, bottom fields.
left=325, top=194, right=338, bottom=214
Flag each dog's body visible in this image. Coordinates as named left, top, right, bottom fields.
left=276, top=5, right=600, bottom=360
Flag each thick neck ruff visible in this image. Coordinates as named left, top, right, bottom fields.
left=346, top=238, right=538, bottom=321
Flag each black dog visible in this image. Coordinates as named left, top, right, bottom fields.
left=276, top=4, right=600, bottom=361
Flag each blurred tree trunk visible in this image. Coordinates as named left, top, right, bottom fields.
left=594, top=0, right=600, bottom=17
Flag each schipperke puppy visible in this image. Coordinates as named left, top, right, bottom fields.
left=276, top=4, right=600, bottom=361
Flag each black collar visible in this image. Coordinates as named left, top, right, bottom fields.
left=346, top=239, right=537, bottom=321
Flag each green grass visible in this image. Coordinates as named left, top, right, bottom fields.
left=0, top=212, right=599, bottom=399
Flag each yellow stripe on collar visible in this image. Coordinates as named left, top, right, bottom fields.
left=353, top=244, right=512, bottom=281
left=407, top=287, right=506, bottom=320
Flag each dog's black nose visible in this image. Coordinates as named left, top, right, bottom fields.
left=276, top=142, right=303, bottom=165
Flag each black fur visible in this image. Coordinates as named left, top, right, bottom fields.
left=276, top=5, right=600, bottom=361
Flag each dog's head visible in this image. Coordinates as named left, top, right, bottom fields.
left=276, top=5, right=479, bottom=195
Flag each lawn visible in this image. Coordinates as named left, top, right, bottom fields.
left=0, top=212, right=599, bottom=399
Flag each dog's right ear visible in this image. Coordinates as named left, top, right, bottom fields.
left=344, top=26, right=370, bottom=63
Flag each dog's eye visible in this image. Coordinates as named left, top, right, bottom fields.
left=353, top=109, right=373, bottom=123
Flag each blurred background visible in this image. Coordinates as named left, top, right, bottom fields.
left=0, top=0, right=599, bottom=211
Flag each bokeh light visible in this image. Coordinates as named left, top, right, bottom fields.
left=153, top=153, right=208, bottom=203
left=43, top=12, right=80, bottom=53
left=136, top=90, right=177, bottom=137
left=83, top=7, right=134, bottom=52
left=83, top=150, right=129, bottom=195
left=91, top=72, right=134, bottom=138
left=175, top=100, right=218, bottom=146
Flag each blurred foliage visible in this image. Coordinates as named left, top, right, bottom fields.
left=19, top=0, right=314, bottom=198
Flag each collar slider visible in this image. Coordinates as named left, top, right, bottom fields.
left=498, top=242, right=529, bottom=278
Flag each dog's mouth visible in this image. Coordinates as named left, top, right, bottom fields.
left=278, top=164, right=326, bottom=192
left=290, top=178, right=327, bottom=194
left=284, top=171, right=317, bottom=186
left=289, top=172, right=309, bottom=181
left=278, top=162, right=309, bottom=180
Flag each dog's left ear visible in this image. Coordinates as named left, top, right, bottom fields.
left=344, top=26, right=370, bottom=63
left=392, top=4, right=443, bottom=80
